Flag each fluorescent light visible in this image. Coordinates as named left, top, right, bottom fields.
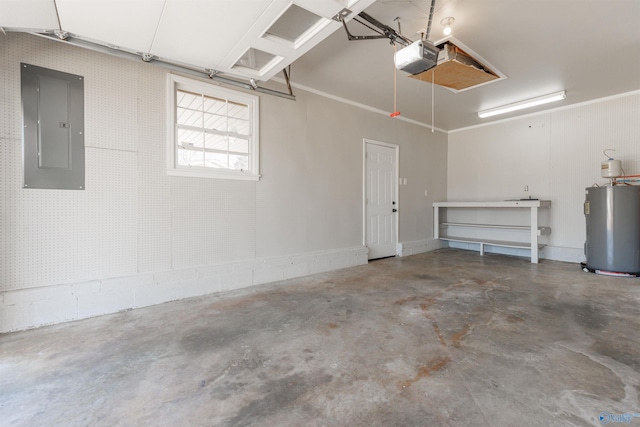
left=478, top=91, right=566, bottom=118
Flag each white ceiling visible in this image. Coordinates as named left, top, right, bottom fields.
left=1, top=0, right=639, bottom=131
left=292, top=0, right=640, bottom=130
left=0, top=0, right=376, bottom=80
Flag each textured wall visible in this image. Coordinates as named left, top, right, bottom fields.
left=1, top=34, right=140, bottom=291
left=447, top=92, right=640, bottom=259
left=0, top=33, right=447, bottom=296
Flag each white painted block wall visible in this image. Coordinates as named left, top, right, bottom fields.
left=446, top=92, right=640, bottom=262
left=0, top=33, right=447, bottom=332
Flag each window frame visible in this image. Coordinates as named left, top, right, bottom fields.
left=166, top=74, right=260, bottom=181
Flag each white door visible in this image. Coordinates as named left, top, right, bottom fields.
left=365, top=141, right=398, bottom=260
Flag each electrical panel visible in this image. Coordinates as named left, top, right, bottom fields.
left=21, top=63, right=85, bottom=190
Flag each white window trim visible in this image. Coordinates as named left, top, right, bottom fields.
left=166, top=74, right=260, bottom=181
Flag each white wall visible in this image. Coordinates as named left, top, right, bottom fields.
left=0, top=33, right=447, bottom=332
left=447, top=92, right=640, bottom=261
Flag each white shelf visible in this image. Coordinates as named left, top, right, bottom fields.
left=433, top=200, right=551, bottom=263
left=440, top=222, right=551, bottom=236
left=440, top=236, right=546, bottom=250
left=434, top=200, right=551, bottom=208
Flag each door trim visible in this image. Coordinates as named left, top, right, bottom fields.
left=363, top=138, right=400, bottom=256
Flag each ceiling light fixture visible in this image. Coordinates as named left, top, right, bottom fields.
left=478, top=90, right=567, bottom=118
left=440, top=17, right=455, bottom=36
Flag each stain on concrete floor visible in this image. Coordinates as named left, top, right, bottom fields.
left=1, top=249, right=639, bottom=426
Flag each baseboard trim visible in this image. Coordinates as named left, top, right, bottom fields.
left=540, top=246, right=586, bottom=263
left=398, top=239, right=442, bottom=257
left=0, top=246, right=369, bottom=333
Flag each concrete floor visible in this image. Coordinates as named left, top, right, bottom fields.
left=1, top=249, right=639, bottom=426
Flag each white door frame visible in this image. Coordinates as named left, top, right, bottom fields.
left=363, top=138, right=400, bottom=256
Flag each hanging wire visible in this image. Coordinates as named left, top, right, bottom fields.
left=53, top=0, right=63, bottom=31
left=394, top=44, right=397, bottom=113
left=431, top=69, right=435, bottom=132
left=390, top=43, right=400, bottom=117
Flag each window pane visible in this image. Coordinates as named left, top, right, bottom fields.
left=229, top=154, right=249, bottom=171
left=203, top=96, right=226, bottom=115
left=227, top=102, right=248, bottom=120
left=177, top=147, right=204, bottom=167
left=229, top=138, right=249, bottom=154
left=204, top=112, right=227, bottom=133
left=204, top=152, right=228, bottom=169
left=177, top=107, right=202, bottom=127
left=178, top=128, right=204, bottom=148
left=205, top=133, right=227, bottom=151
left=177, top=90, right=202, bottom=110
left=228, top=117, right=249, bottom=135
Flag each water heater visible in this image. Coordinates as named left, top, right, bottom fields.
left=584, top=186, right=640, bottom=274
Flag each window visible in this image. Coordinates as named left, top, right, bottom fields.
left=167, top=74, right=259, bottom=180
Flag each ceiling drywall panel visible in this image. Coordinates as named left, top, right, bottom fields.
left=0, top=0, right=58, bottom=30
left=55, top=0, right=165, bottom=53
left=150, top=0, right=272, bottom=69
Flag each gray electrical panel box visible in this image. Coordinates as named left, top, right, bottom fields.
left=21, top=63, right=85, bottom=190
